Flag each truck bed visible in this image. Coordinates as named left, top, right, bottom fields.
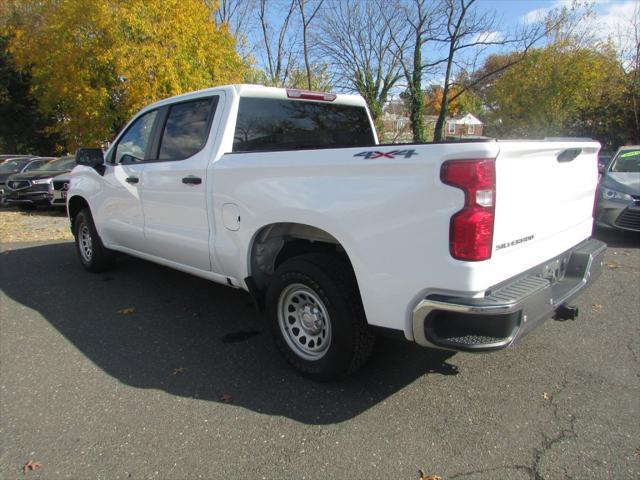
left=213, top=139, right=600, bottom=340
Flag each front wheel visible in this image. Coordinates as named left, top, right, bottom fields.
left=74, top=208, right=115, bottom=272
left=266, top=253, right=374, bottom=381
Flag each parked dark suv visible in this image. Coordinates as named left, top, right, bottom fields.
left=0, top=157, right=53, bottom=204
left=4, top=156, right=77, bottom=209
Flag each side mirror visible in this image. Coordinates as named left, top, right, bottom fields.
left=598, top=163, right=605, bottom=174
left=75, top=148, right=104, bottom=168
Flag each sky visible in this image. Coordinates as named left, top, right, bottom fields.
left=414, top=0, right=638, bottom=89
left=474, top=0, right=637, bottom=49
left=474, top=0, right=636, bottom=29
left=248, top=0, right=638, bottom=92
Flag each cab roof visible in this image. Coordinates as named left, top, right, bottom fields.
left=143, top=84, right=368, bottom=112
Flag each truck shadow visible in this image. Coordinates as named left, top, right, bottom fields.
left=593, top=227, right=640, bottom=249
left=0, top=242, right=456, bottom=425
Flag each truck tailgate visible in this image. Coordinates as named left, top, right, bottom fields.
left=492, top=141, right=600, bottom=269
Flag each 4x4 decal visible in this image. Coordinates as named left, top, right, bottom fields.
left=354, top=149, right=417, bottom=159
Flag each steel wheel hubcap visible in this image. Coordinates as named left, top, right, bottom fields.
left=79, top=224, right=93, bottom=262
left=277, top=283, right=331, bottom=360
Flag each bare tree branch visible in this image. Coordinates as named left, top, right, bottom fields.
left=297, top=0, right=325, bottom=90
left=315, top=0, right=403, bottom=138
left=258, top=0, right=298, bottom=87
left=383, top=0, right=440, bottom=142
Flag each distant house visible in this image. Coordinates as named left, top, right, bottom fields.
left=438, top=113, right=484, bottom=139
left=381, top=100, right=413, bottom=142
left=381, top=100, right=485, bottom=142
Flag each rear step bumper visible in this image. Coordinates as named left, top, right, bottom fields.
left=412, top=238, right=606, bottom=352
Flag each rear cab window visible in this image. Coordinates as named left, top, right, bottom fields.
left=232, top=97, right=375, bottom=152
left=158, top=97, right=217, bottom=160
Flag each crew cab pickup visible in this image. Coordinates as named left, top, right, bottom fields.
left=68, top=84, right=605, bottom=380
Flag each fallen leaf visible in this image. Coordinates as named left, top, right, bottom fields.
left=22, top=460, right=41, bottom=475
left=172, top=367, right=185, bottom=375
left=117, top=307, right=136, bottom=315
left=605, top=262, right=618, bottom=270
left=591, top=304, right=604, bottom=312
left=418, top=469, right=441, bottom=480
left=635, top=447, right=640, bottom=457
left=219, top=393, right=233, bottom=403
left=542, top=392, right=550, bottom=401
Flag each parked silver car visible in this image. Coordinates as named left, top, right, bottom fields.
left=48, top=171, right=71, bottom=208
left=595, top=146, right=640, bottom=232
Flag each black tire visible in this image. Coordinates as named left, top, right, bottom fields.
left=74, top=208, right=115, bottom=272
left=265, top=253, right=375, bottom=381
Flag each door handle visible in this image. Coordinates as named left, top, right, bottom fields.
left=182, top=176, right=202, bottom=185
left=125, top=177, right=139, bottom=184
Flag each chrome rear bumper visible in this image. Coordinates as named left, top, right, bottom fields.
left=412, top=238, right=607, bottom=351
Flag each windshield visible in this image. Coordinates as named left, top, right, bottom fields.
left=610, top=149, right=640, bottom=173
left=0, top=159, right=29, bottom=172
left=23, top=159, right=51, bottom=172
left=35, top=157, right=77, bottom=172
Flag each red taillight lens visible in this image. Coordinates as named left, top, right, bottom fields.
left=441, top=159, right=496, bottom=261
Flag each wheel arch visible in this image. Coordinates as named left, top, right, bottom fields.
left=246, top=222, right=359, bottom=301
left=67, top=195, right=90, bottom=232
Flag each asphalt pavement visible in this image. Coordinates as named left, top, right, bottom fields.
left=1, top=228, right=638, bottom=479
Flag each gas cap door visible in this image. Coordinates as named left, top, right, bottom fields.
left=222, top=203, right=241, bottom=231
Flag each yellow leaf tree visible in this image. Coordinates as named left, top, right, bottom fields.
left=484, top=44, right=630, bottom=146
left=3, top=0, right=245, bottom=150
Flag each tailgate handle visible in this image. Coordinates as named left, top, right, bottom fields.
left=557, top=148, right=582, bottom=163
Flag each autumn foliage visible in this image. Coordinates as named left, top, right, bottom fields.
left=1, top=0, right=246, bottom=150
left=483, top=44, right=637, bottom=147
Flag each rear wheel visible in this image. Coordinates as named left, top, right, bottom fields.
left=74, top=208, right=115, bottom=272
left=266, top=253, right=374, bottom=381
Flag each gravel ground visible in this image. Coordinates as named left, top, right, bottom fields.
left=0, top=225, right=638, bottom=479
left=0, top=205, right=72, bottom=244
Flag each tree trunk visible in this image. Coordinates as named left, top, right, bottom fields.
left=302, top=21, right=312, bottom=90
left=433, top=97, right=447, bottom=142
left=410, top=35, right=425, bottom=142
left=434, top=55, right=454, bottom=142
left=368, top=100, right=385, bottom=142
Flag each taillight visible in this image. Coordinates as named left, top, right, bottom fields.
left=286, top=88, right=337, bottom=102
left=441, top=158, right=496, bottom=261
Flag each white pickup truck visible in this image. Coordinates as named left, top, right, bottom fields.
left=68, top=84, right=605, bottom=380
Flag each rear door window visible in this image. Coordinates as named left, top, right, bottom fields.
left=233, top=97, right=375, bottom=152
left=158, top=98, right=216, bottom=160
